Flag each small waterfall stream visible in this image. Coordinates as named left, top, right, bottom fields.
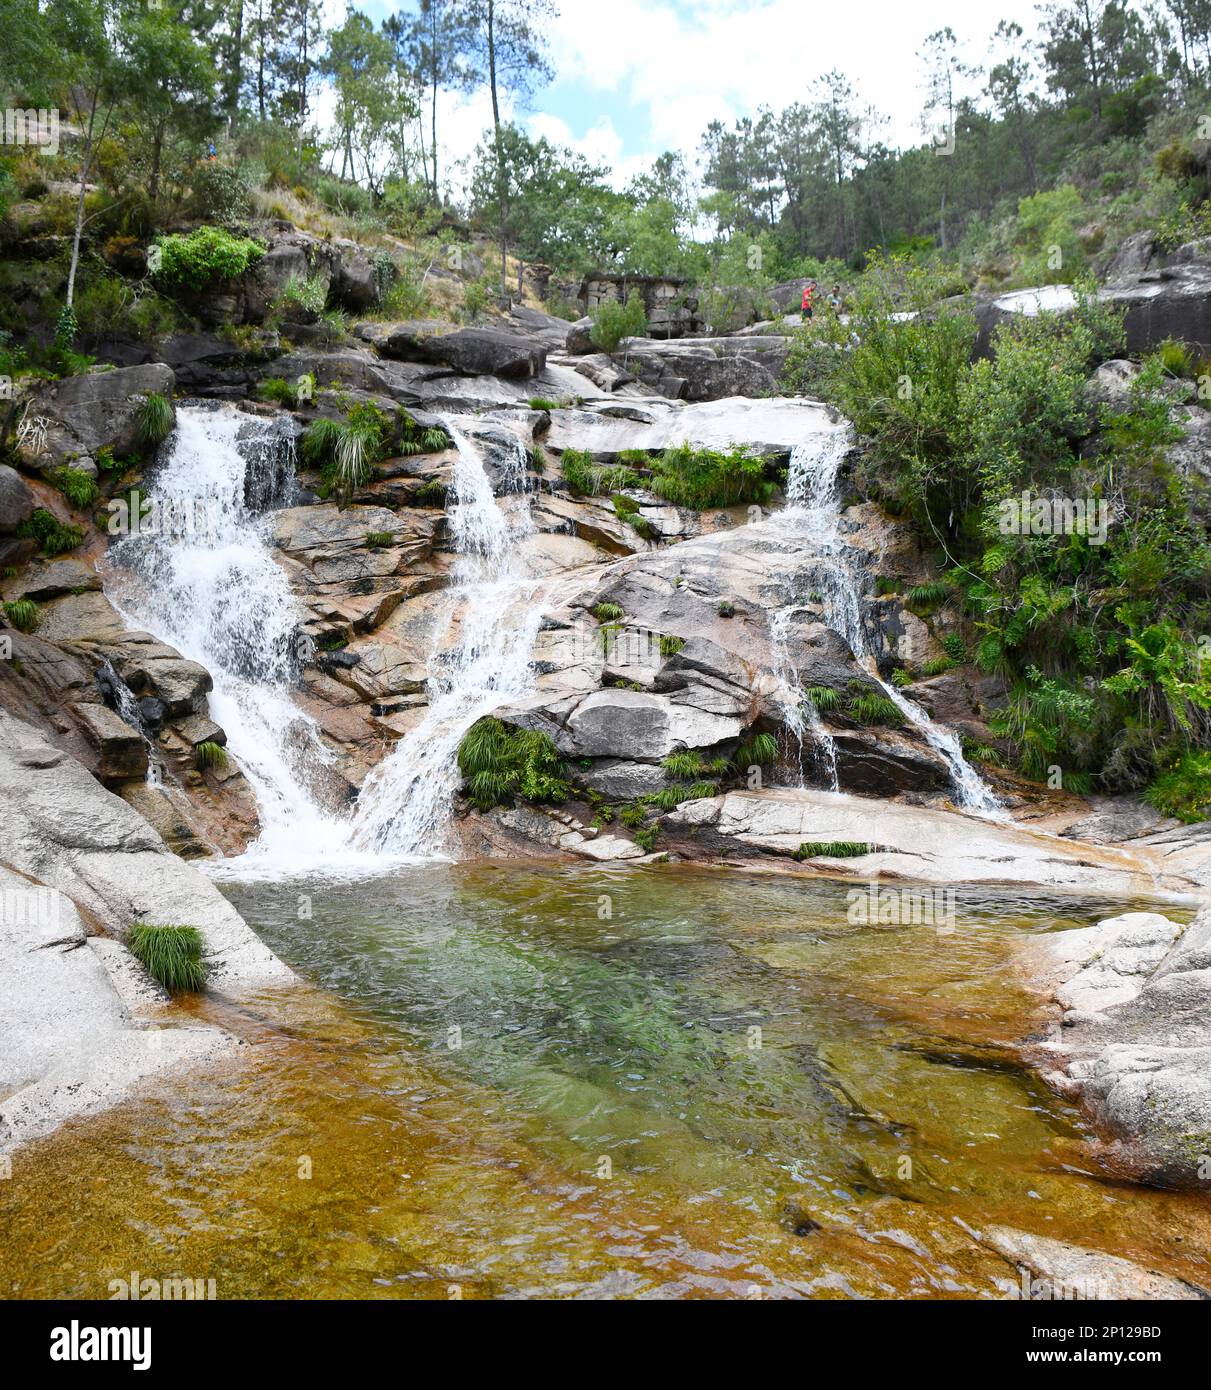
left=780, top=431, right=1003, bottom=817
left=350, top=419, right=542, bottom=855
left=105, top=405, right=350, bottom=870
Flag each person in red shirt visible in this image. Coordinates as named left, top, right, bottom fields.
left=801, top=280, right=817, bottom=320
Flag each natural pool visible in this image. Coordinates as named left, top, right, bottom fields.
left=3, top=864, right=1208, bottom=1299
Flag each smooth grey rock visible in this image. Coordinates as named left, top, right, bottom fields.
left=0, top=710, right=293, bottom=993
left=72, top=700, right=148, bottom=781
left=983, top=1226, right=1205, bottom=1300
left=0, top=464, right=35, bottom=534
left=17, top=363, right=175, bottom=470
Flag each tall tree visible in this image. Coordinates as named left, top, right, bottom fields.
left=465, top=0, right=557, bottom=297
left=389, top=0, right=474, bottom=200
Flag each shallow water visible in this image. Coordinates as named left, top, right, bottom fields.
left=2, top=864, right=1208, bottom=1299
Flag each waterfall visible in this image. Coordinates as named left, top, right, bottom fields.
left=104, top=405, right=353, bottom=871
left=781, top=432, right=1004, bottom=818
left=769, top=605, right=838, bottom=791
left=351, top=420, right=542, bottom=855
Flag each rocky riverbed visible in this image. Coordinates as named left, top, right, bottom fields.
left=2, top=220, right=1211, bottom=1271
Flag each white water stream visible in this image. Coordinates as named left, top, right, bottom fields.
left=350, top=420, right=542, bottom=855
left=105, top=405, right=353, bottom=874
left=780, top=431, right=1003, bottom=817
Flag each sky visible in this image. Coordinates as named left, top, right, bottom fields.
left=340, top=0, right=1046, bottom=193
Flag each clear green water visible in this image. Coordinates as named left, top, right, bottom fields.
left=2, top=863, right=1208, bottom=1299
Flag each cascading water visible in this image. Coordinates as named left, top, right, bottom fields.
left=351, top=419, right=542, bottom=856
left=769, top=604, right=838, bottom=791
left=104, top=404, right=353, bottom=871
left=781, top=430, right=1004, bottom=818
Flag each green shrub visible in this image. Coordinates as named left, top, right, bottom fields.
left=890, top=667, right=914, bottom=688
left=633, top=826, right=658, bottom=852
left=50, top=466, right=99, bottom=509
left=277, top=273, right=328, bottom=318
left=560, top=449, right=640, bottom=497
left=648, top=442, right=772, bottom=510
left=1144, top=751, right=1211, bottom=823
left=590, top=290, right=647, bottom=353
left=259, top=377, right=297, bottom=406
left=942, top=633, right=967, bottom=662
left=618, top=802, right=648, bottom=827
left=2, top=599, right=40, bottom=633
left=127, top=923, right=206, bottom=993
left=154, top=226, right=265, bottom=292
left=457, top=717, right=569, bottom=810
left=137, top=393, right=174, bottom=448
left=302, top=405, right=387, bottom=504
left=193, top=741, right=227, bottom=772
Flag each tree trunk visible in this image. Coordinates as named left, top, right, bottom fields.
left=226, top=0, right=245, bottom=118
left=66, top=95, right=100, bottom=311
left=487, top=0, right=507, bottom=301
left=431, top=5, right=440, bottom=199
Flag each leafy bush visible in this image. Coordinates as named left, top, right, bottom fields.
left=1144, top=752, right=1211, bottom=823
left=188, top=163, right=252, bottom=227
left=127, top=923, right=206, bottom=994
left=648, top=442, right=772, bottom=510
left=302, top=405, right=388, bottom=504
left=590, top=290, right=647, bottom=353
left=154, top=227, right=265, bottom=291
left=457, top=717, right=570, bottom=810
left=276, top=273, right=328, bottom=319
left=259, top=377, right=297, bottom=406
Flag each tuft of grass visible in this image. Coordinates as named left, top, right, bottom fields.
left=2, top=598, right=40, bottom=632
left=633, top=826, right=659, bottom=852
left=890, top=667, right=914, bottom=688
left=962, top=740, right=1004, bottom=766
left=193, top=740, right=227, bottom=772
left=137, top=393, right=174, bottom=448
left=127, top=922, right=206, bottom=993
left=684, top=780, right=720, bottom=800
left=594, top=601, right=624, bottom=622
left=51, top=466, right=99, bottom=509
left=457, top=717, right=569, bottom=810
left=644, top=787, right=684, bottom=811
left=618, top=802, right=648, bottom=827
left=561, top=449, right=641, bottom=497
left=904, top=579, right=954, bottom=613
left=734, top=731, right=778, bottom=766
left=920, top=656, right=956, bottom=677
left=302, top=404, right=387, bottom=504
left=663, top=751, right=706, bottom=781
left=365, top=531, right=394, bottom=548
left=717, top=599, right=736, bottom=617
left=805, top=685, right=840, bottom=710
left=658, top=634, right=685, bottom=657
left=792, top=841, right=872, bottom=859
left=847, top=690, right=905, bottom=726
left=527, top=396, right=567, bottom=411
